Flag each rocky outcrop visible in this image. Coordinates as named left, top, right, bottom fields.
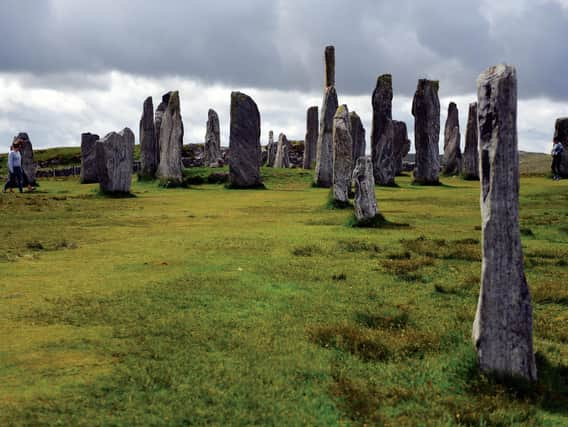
left=96, top=128, right=134, bottom=194
left=353, top=157, right=378, bottom=221
left=412, top=79, right=440, bottom=185
left=204, top=109, right=222, bottom=166
left=229, top=91, right=262, bottom=188
left=554, top=117, right=568, bottom=177
left=332, top=105, right=353, bottom=204
left=80, top=132, right=100, bottom=183
left=350, top=111, right=366, bottom=168
left=15, top=133, right=36, bottom=185
left=463, top=102, right=479, bottom=180
left=303, top=106, right=318, bottom=169
left=392, top=121, right=410, bottom=176
left=274, top=133, right=290, bottom=168
left=473, top=64, right=537, bottom=382
left=314, top=86, right=338, bottom=187
left=157, top=91, right=184, bottom=185
left=442, top=102, right=462, bottom=175
left=139, top=96, right=158, bottom=179
left=371, top=74, right=395, bottom=186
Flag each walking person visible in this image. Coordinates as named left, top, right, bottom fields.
left=3, top=141, right=23, bottom=193
left=551, top=139, right=564, bottom=180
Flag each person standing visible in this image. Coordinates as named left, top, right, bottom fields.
left=551, top=140, right=564, bottom=180
left=3, top=142, right=23, bottom=193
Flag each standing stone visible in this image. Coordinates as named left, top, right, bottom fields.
left=204, top=109, right=222, bottom=166
left=303, top=107, right=318, bottom=169
left=412, top=79, right=441, bottom=185
left=80, top=132, right=100, bottom=183
left=229, top=91, right=262, bottom=188
left=267, top=130, right=277, bottom=167
left=157, top=91, right=184, bottom=185
left=473, top=64, right=537, bottom=382
left=553, top=118, right=568, bottom=177
left=463, top=102, right=479, bottom=180
left=392, top=121, right=410, bottom=176
left=274, top=133, right=290, bottom=168
left=332, top=105, right=353, bottom=204
left=15, top=133, right=36, bottom=186
left=314, top=86, right=339, bottom=187
left=350, top=111, right=366, bottom=167
left=371, top=74, right=395, bottom=186
left=443, top=102, right=462, bottom=175
left=352, top=157, right=378, bottom=221
left=324, top=45, right=335, bottom=88
left=155, top=92, right=171, bottom=155
left=139, top=96, right=158, bottom=179
left=96, top=128, right=134, bottom=194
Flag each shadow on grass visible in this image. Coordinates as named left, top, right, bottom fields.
left=347, top=213, right=410, bottom=229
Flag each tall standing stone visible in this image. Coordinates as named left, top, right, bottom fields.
left=332, top=105, right=353, bottom=204
left=392, top=121, right=410, bottom=176
left=350, top=111, right=366, bottom=167
left=157, top=91, right=184, bottom=185
left=352, top=157, right=378, bottom=221
left=80, top=132, right=100, bottom=184
left=463, top=102, right=479, bottom=180
left=553, top=118, right=568, bottom=177
left=314, top=86, right=339, bottom=187
left=473, top=64, right=537, bottom=382
left=204, top=109, right=222, bottom=166
left=15, top=133, right=36, bottom=186
left=155, top=92, right=171, bottom=153
left=96, top=128, right=134, bottom=194
left=274, top=133, right=290, bottom=168
left=229, top=91, right=262, bottom=188
left=371, top=74, right=395, bottom=186
left=443, top=102, right=462, bottom=175
left=267, top=130, right=277, bottom=167
left=303, top=106, right=318, bottom=169
left=412, top=79, right=441, bottom=185
left=324, top=45, right=335, bottom=88
left=139, top=96, right=158, bottom=179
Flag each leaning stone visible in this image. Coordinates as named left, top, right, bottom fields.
left=15, top=133, right=36, bottom=186
left=274, top=133, right=290, bottom=168
left=371, top=74, right=395, bottom=186
left=267, top=130, right=277, bottom=167
left=332, top=105, right=353, bottom=204
left=157, top=91, right=184, bottom=185
left=139, top=96, right=158, bottom=179
left=324, top=45, right=335, bottom=88
left=80, top=132, right=100, bottom=183
left=442, top=102, right=462, bottom=175
left=314, top=86, right=338, bottom=187
left=412, top=79, right=441, bottom=185
left=303, top=106, right=318, bottom=169
left=96, top=128, right=134, bottom=194
left=463, top=102, right=479, bottom=180
left=352, top=156, right=378, bottom=221
left=473, top=64, right=537, bottom=382
left=228, top=91, right=263, bottom=188
left=392, top=121, right=410, bottom=176
left=554, top=117, right=568, bottom=177
left=350, top=111, right=366, bottom=170
left=204, top=109, right=222, bottom=166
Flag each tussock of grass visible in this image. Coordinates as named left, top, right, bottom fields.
left=401, top=235, right=481, bottom=261
left=336, top=239, right=380, bottom=254
left=291, top=244, right=323, bottom=257
left=380, top=255, right=435, bottom=282
left=532, top=279, right=568, bottom=305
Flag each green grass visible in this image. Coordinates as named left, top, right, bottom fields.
left=0, top=169, right=567, bottom=426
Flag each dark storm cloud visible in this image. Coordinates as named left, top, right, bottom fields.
left=0, top=0, right=567, bottom=99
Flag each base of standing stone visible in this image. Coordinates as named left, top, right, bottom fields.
left=224, top=182, right=266, bottom=190
left=347, top=213, right=387, bottom=228
left=159, top=178, right=189, bottom=188
left=326, top=190, right=353, bottom=209
left=97, top=190, right=136, bottom=198
left=461, top=173, right=480, bottom=181
left=412, top=175, right=442, bottom=186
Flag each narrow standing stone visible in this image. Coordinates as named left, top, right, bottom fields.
left=473, top=64, right=537, bottom=382
left=157, top=91, right=184, bottom=185
left=463, top=102, right=479, bottom=180
left=350, top=111, right=366, bottom=168
left=274, top=133, right=290, bottom=168
left=15, top=133, right=36, bottom=186
left=80, top=132, right=100, bottom=183
left=371, top=74, right=395, bottom=186
left=204, top=109, right=222, bottom=166
left=324, top=45, right=335, bottom=88
left=267, top=130, right=277, bottom=167
left=139, top=96, right=158, bottom=179
left=229, top=91, right=262, bottom=188
left=96, top=128, right=134, bottom=194
left=554, top=118, right=568, bottom=177
left=314, top=86, right=339, bottom=187
left=155, top=92, right=171, bottom=154
left=443, top=102, right=462, bottom=175
left=303, top=106, right=318, bottom=169
left=392, top=121, right=410, bottom=176
left=332, top=105, right=353, bottom=204
left=352, top=157, right=378, bottom=221
left=412, top=79, right=441, bottom=185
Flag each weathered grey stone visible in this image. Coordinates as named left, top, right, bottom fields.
left=392, top=121, right=410, bottom=176
left=463, top=102, right=479, bottom=180
left=352, top=156, right=378, bottom=221
left=303, top=106, right=318, bottom=169
left=554, top=117, right=568, bottom=177
left=314, top=86, right=339, bottom=187
left=80, top=132, right=100, bottom=183
left=473, top=64, right=537, bottom=382
left=229, top=91, right=262, bottom=188
left=204, top=109, right=222, bottom=166
left=412, top=79, right=441, bottom=185
left=157, top=91, right=184, bottom=185
left=96, top=128, right=134, bottom=194
left=155, top=92, right=171, bottom=153
left=266, top=130, right=277, bottom=167
left=324, top=45, right=335, bottom=88
left=350, top=111, right=366, bottom=169
left=332, top=105, right=353, bottom=204
left=371, top=74, right=395, bottom=186
left=139, top=96, right=158, bottom=179
left=274, top=133, right=290, bottom=168
left=443, top=102, right=462, bottom=175
left=15, top=133, right=36, bottom=185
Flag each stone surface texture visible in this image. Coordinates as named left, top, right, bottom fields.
left=204, top=109, right=222, bottom=166
left=96, top=128, right=134, bottom=193
left=314, top=86, right=339, bottom=187
left=332, top=105, right=353, bottom=203
left=303, top=106, right=318, bottom=169
left=352, top=156, right=378, bottom=220
left=463, top=102, right=480, bottom=180
left=274, top=133, right=290, bottom=168
left=443, top=102, right=462, bottom=175
left=371, top=74, right=395, bottom=185
left=139, top=96, right=158, bottom=179
left=392, top=121, right=410, bottom=176
left=80, top=132, right=100, bottom=183
left=157, top=91, right=184, bottom=185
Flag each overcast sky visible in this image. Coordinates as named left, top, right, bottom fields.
left=1, top=0, right=567, bottom=153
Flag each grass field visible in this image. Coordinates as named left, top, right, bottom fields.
left=0, top=168, right=567, bottom=426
